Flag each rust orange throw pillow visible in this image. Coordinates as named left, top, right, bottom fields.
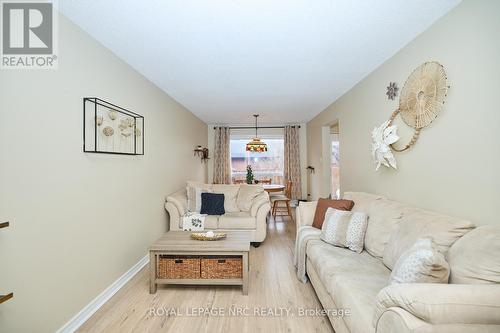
left=312, top=198, right=355, bottom=229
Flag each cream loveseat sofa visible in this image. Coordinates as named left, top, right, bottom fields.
left=296, top=192, right=500, bottom=333
left=165, top=183, right=271, bottom=244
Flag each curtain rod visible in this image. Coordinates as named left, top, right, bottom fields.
left=213, top=125, right=300, bottom=130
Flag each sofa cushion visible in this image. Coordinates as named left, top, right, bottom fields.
left=365, top=199, right=416, bottom=259
left=306, top=239, right=390, bottom=297
left=237, top=184, right=264, bottom=211
left=212, top=184, right=240, bottom=213
left=203, top=215, right=219, bottom=229
left=448, top=225, right=500, bottom=284
left=383, top=208, right=475, bottom=270
left=306, top=240, right=390, bottom=333
left=218, top=212, right=256, bottom=229
left=343, top=191, right=385, bottom=213
left=334, top=275, right=385, bottom=333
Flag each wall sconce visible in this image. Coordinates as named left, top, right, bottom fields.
left=194, top=145, right=210, bottom=163
left=306, top=166, right=315, bottom=174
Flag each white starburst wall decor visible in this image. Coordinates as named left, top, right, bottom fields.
left=371, top=120, right=400, bottom=170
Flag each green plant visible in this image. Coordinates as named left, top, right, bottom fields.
left=246, top=165, right=254, bottom=184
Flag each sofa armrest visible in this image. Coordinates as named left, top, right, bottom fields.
left=250, top=191, right=270, bottom=217
left=253, top=200, right=271, bottom=243
left=165, top=188, right=187, bottom=231
left=374, top=283, right=500, bottom=328
left=165, top=202, right=181, bottom=231
left=166, top=188, right=188, bottom=217
left=376, top=307, right=433, bottom=333
left=296, top=201, right=317, bottom=231
left=376, top=307, right=500, bottom=333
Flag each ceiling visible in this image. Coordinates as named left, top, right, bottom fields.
left=59, top=0, right=460, bottom=125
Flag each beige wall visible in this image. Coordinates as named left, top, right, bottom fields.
left=0, top=15, right=207, bottom=333
left=307, top=0, right=500, bottom=226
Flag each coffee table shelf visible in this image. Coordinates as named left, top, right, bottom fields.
left=149, top=231, right=250, bottom=295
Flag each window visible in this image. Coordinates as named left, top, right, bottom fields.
left=230, top=137, right=284, bottom=184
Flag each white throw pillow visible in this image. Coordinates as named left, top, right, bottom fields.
left=390, top=237, right=450, bottom=285
left=187, top=183, right=212, bottom=213
left=182, top=212, right=206, bottom=231
left=187, top=187, right=204, bottom=212
left=320, top=208, right=368, bottom=253
left=186, top=186, right=196, bottom=212
left=195, top=187, right=203, bottom=212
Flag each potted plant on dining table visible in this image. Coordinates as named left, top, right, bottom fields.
left=246, top=165, right=254, bottom=185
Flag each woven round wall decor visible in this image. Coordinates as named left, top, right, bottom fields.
left=390, top=61, right=449, bottom=152
left=400, top=61, right=448, bottom=128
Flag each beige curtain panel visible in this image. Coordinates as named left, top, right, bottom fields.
left=213, top=126, right=231, bottom=184
left=284, top=126, right=302, bottom=200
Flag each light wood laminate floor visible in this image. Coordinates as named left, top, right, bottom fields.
left=77, top=213, right=333, bottom=333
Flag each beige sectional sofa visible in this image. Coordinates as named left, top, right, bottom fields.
left=296, top=192, right=500, bottom=333
left=165, top=183, right=271, bottom=244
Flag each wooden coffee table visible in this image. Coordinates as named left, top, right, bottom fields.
left=149, top=231, right=250, bottom=295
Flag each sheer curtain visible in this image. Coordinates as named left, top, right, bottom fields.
left=284, top=126, right=302, bottom=200
left=213, top=126, right=231, bottom=184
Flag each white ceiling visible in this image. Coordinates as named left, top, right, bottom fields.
left=59, top=0, right=460, bottom=125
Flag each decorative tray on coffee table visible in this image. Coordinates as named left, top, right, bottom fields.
left=190, top=232, right=227, bottom=241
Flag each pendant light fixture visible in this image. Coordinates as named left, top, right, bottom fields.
left=246, top=115, right=268, bottom=152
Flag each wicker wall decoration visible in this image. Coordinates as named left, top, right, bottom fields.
left=372, top=61, right=449, bottom=170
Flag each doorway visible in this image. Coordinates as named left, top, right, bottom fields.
left=321, top=122, right=340, bottom=199
left=330, top=130, right=340, bottom=199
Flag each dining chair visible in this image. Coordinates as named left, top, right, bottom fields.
left=257, top=178, right=272, bottom=185
left=271, top=180, right=293, bottom=222
left=232, top=178, right=246, bottom=184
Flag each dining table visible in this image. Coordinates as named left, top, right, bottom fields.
left=262, top=184, right=285, bottom=193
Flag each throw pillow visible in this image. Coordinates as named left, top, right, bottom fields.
left=312, top=198, right=354, bottom=229
left=187, top=186, right=197, bottom=212
left=182, top=212, right=206, bottom=231
left=389, top=237, right=450, bottom=285
left=320, top=208, right=368, bottom=253
left=200, top=193, right=225, bottom=215
left=187, top=187, right=213, bottom=212
left=186, top=181, right=212, bottom=212
left=186, top=182, right=213, bottom=213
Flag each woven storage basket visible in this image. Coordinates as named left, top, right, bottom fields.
left=201, top=256, right=243, bottom=279
left=157, top=255, right=200, bottom=279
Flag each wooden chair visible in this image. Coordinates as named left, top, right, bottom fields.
left=257, top=178, right=272, bottom=184
left=271, top=181, right=293, bottom=221
left=232, top=178, right=246, bottom=184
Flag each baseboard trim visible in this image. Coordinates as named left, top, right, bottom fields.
left=56, top=254, right=150, bottom=333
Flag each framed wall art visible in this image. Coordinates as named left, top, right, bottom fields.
left=83, top=98, right=144, bottom=155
